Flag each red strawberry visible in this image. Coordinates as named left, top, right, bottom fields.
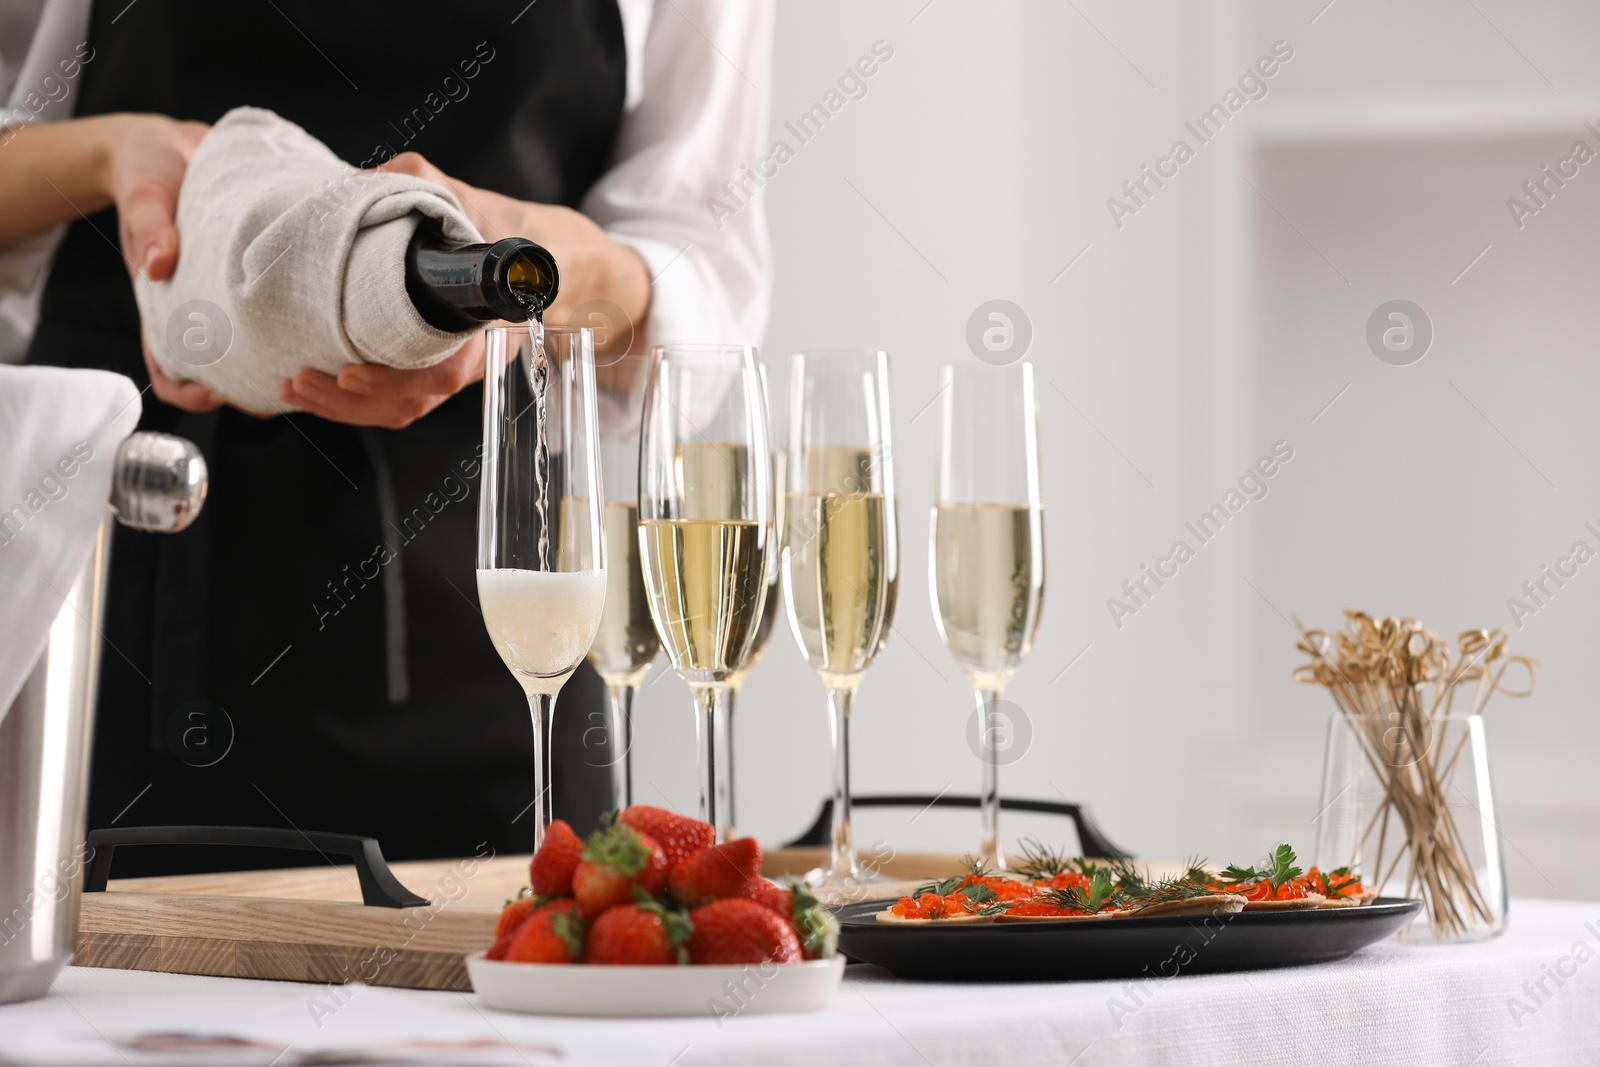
left=619, top=805, right=714, bottom=869
left=687, top=898, right=802, bottom=965
left=530, top=819, right=584, bottom=897
left=747, top=879, right=792, bottom=917
left=746, top=878, right=839, bottom=960
left=572, top=823, right=670, bottom=918
left=503, top=899, right=586, bottom=964
left=486, top=892, right=539, bottom=958
left=584, top=899, right=692, bottom=965
left=668, top=837, right=763, bottom=907
left=494, top=892, right=539, bottom=941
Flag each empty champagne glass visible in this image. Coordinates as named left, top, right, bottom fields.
left=562, top=352, right=658, bottom=812
left=637, top=344, right=772, bottom=837
left=782, top=350, right=898, bottom=886
left=478, top=325, right=607, bottom=853
left=930, top=361, right=1044, bottom=870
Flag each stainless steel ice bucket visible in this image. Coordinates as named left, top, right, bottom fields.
left=0, top=432, right=206, bottom=1004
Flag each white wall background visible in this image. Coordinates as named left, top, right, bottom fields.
left=628, top=0, right=1600, bottom=900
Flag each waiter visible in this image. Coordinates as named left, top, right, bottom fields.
left=0, top=1, right=773, bottom=874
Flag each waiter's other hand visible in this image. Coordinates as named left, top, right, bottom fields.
left=378, top=152, right=650, bottom=344
left=141, top=339, right=225, bottom=412
left=281, top=333, right=487, bottom=430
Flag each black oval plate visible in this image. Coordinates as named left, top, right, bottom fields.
left=834, top=897, right=1422, bottom=981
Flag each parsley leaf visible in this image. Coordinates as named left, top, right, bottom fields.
left=1266, top=844, right=1303, bottom=889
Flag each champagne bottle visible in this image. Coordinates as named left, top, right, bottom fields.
left=404, top=227, right=560, bottom=331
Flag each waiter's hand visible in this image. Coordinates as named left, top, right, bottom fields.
left=108, top=115, right=208, bottom=285
left=378, top=153, right=651, bottom=348
left=106, top=115, right=230, bottom=414
left=282, top=152, right=652, bottom=431
left=281, top=333, right=487, bottom=430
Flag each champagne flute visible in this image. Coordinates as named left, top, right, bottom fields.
left=719, top=365, right=785, bottom=840
left=562, top=352, right=658, bottom=812
left=637, top=344, right=772, bottom=837
left=782, top=350, right=898, bottom=886
left=478, top=325, right=607, bottom=853
left=930, top=361, right=1044, bottom=870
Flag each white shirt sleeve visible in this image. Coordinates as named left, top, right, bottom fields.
left=581, top=0, right=775, bottom=349
left=0, top=0, right=92, bottom=334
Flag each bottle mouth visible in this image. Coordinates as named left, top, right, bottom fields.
left=486, top=238, right=560, bottom=320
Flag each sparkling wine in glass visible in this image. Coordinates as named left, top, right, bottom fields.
left=637, top=344, right=772, bottom=837
left=930, top=361, right=1044, bottom=870
left=477, top=325, right=607, bottom=852
left=560, top=353, right=658, bottom=812
left=782, top=350, right=898, bottom=886
left=717, top=366, right=785, bottom=840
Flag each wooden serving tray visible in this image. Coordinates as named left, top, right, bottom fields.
left=73, top=848, right=956, bottom=991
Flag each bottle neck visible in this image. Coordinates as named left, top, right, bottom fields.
left=404, top=229, right=560, bottom=332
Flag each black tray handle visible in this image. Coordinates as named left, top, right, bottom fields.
left=784, top=795, right=1130, bottom=859
left=83, top=825, right=431, bottom=909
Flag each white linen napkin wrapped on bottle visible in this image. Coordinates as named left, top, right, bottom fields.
left=0, top=364, right=141, bottom=722
left=134, top=107, right=483, bottom=413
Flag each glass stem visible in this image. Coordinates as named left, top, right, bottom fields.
left=827, top=686, right=860, bottom=883
left=692, top=685, right=733, bottom=840
left=721, top=682, right=741, bottom=841
left=605, top=683, right=635, bottom=814
left=527, top=692, right=556, bottom=853
left=977, top=687, right=1005, bottom=871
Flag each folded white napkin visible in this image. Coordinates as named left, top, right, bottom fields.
left=135, top=107, right=484, bottom=413
left=0, top=365, right=142, bottom=723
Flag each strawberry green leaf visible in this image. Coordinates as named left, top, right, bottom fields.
left=583, top=824, right=650, bottom=876
left=548, top=910, right=586, bottom=961
left=635, top=896, right=693, bottom=964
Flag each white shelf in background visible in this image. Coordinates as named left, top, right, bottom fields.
left=1249, top=97, right=1600, bottom=145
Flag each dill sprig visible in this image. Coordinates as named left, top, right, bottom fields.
left=958, top=882, right=998, bottom=906
left=1121, top=875, right=1220, bottom=909
left=1015, top=838, right=1073, bottom=880
left=911, top=874, right=966, bottom=897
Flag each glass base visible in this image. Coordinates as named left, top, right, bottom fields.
left=801, top=863, right=885, bottom=899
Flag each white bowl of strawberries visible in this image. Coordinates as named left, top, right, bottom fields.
left=468, top=806, right=845, bottom=1017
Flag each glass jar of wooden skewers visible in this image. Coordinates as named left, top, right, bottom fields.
left=1301, top=613, right=1532, bottom=943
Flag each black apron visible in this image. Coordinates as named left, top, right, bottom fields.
left=27, top=0, right=626, bottom=875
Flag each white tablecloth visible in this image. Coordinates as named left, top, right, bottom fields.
left=3, top=898, right=1597, bottom=1066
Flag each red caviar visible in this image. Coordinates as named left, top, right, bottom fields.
left=890, top=893, right=975, bottom=919
left=969, top=875, right=1035, bottom=903
left=1029, top=871, right=1093, bottom=893
left=887, top=872, right=1041, bottom=919
left=1299, top=866, right=1363, bottom=899
left=1221, top=878, right=1313, bottom=901
left=1004, top=899, right=1095, bottom=918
